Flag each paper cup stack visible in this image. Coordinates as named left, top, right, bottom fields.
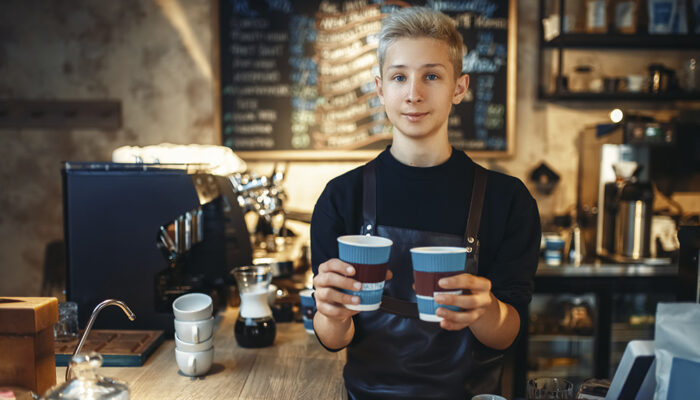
left=172, top=293, right=214, bottom=376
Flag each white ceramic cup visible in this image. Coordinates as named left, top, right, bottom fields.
left=175, top=333, right=213, bottom=352
left=172, top=293, right=213, bottom=321
left=471, top=395, right=506, bottom=400
left=175, top=347, right=214, bottom=377
left=174, top=316, right=214, bottom=344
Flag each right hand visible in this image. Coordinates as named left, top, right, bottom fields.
left=313, top=258, right=392, bottom=322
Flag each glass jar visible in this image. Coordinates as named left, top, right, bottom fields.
left=571, top=65, right=594, bottom=92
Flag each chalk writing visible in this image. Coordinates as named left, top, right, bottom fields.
left=220, top=0, right=510, bottom=153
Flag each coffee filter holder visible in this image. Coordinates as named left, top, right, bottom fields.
left=612, top=161, right=638, bottom=180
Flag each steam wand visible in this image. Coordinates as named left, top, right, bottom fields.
left=65, top=299, right=135, bottom=381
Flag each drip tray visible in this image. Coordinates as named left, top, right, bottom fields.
left=55, top=330, right=164, bottom=367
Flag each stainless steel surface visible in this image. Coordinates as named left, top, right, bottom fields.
left=193, top=208, right=204, bottom=243
left=66, top=299, right=135, bottom=381
left=229, top=164, right=290, bottom=255
left=615, top=199, right=651, bottom=259
left=601, top=253, right=671, bottom=265
left=595, top=144, right=650, bottom=257
left=184, top=212, right=192, bottom=250
left=159, top=226, right=175, bottom=252
left=536, top=262, right=677, bottom=277
left=175, top=215, right=186, bottom=252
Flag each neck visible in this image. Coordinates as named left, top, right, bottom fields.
left=390, top=131, right=452, bottom=167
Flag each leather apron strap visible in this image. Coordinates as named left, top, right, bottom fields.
left=361, top=160, right=377, bottom=236
left=464, top=164, right=488, bottom=275
left=362, top=159, right=489, bottom=318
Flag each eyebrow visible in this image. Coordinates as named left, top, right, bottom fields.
left=386, top=63, right=448, bottom=71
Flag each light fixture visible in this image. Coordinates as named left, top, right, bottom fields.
left=609, top=108, right=624, bottom=124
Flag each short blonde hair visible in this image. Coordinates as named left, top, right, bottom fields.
left=377, top=7, right=464, bottom=79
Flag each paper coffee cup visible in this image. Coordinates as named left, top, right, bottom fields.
left=299, top=289, right=316, bottom=333
left=411, top=246, right=466, bottom=322
left=337, top=235, right=392, bottom=311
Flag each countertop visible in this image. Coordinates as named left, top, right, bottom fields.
left=55, top=307, right=347, bottom=400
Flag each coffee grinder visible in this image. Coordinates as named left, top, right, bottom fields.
left=578, top=116, right=679, bottom=264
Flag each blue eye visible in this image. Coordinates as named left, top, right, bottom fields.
left=426, top=74, right=438, bottom=81
left=392, top=75, right=406, bottom=82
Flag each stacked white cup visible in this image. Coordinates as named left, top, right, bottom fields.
left=172, top=293, right=215, bottom=376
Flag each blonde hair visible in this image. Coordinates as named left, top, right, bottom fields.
left=377, top=7, right=464, bottom=79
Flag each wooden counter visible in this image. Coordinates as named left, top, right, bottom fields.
left=55, top=307, right=347, bottom=399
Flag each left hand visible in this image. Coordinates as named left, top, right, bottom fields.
left=434, top=273, right=494, bottom=331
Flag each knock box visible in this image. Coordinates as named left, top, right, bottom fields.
left=0, top=297, right=59, bottom=394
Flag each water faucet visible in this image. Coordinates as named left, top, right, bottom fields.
left=65, top=299, right=135, bottom=381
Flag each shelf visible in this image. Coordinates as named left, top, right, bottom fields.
left=539, top=90, right=700, bottom=102
left=542, top=33, right=700, bottom=49
left=528, top=366, right=591, bottom=380
left=529, top=334, right=594, bottom=342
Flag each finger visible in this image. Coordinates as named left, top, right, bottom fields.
left=385, top=269, right=393, bottom=281
left=434, top=291, right=491, bottom=310
left=318, top=258, right=356, bottom=276
left=314, top=287, right=361, bottom=307
left=316, top=300, right=360, bottom=320
left=437, top=307, right=486, bottom=330
left=438, top=273, right=491, bottom=292
left=314, top=271, right=362, bottom=293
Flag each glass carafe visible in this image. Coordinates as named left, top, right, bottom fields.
left=231, top=265, right=276, bottom=348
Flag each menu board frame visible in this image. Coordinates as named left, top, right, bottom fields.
left=216, top=0, right=517, bottom=160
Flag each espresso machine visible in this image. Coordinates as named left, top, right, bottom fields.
left=62, top=162, right=253, bottom=335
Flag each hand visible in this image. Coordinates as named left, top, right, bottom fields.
left=313, top=258, right=393, bottom=323
left=434, top=273, right=494, bottom=331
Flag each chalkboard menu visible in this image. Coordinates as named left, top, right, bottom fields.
left=219, top=0, right=515, bottom=159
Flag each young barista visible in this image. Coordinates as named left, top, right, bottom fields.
left=310, top=7, right=541, bottom=399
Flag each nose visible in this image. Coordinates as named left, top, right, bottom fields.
left=406, top=78, right=423, bottom=104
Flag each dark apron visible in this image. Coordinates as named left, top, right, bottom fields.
left=344, top=160, right=504, bottom=400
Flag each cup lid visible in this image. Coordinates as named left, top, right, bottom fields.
left=43, top=353, right=129, bottom=400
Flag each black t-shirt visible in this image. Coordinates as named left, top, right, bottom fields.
left=311, top=146, right=541, bottom=322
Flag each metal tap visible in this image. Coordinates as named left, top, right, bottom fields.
left=65, top=299, right=135, bottom=381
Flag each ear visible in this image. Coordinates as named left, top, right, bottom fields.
left=452, top=74, right=469, bottom=104
left=375, top=75, right=385, bottom=105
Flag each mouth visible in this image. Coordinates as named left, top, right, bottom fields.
left=402, top=112, right=428, bottom=122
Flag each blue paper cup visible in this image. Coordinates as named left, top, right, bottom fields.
left=544, top=236, right=565, bottom=266
left=410, top=246, right=467, bottom=322
left=337, top=235, right=393, bottom=311
left=299, top=289, right=316, bottom=334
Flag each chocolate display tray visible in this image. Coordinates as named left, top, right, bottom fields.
left=55, top=329, right=164, bottom=367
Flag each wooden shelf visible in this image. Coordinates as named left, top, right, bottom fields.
left=529, top=334, right=594, bottom=342
left=542, top=33, right=700, bottom=49
left=538, top=90, right=700, bottom=102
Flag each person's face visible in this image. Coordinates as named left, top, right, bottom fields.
left=376, top=37, right=468, bottom=142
